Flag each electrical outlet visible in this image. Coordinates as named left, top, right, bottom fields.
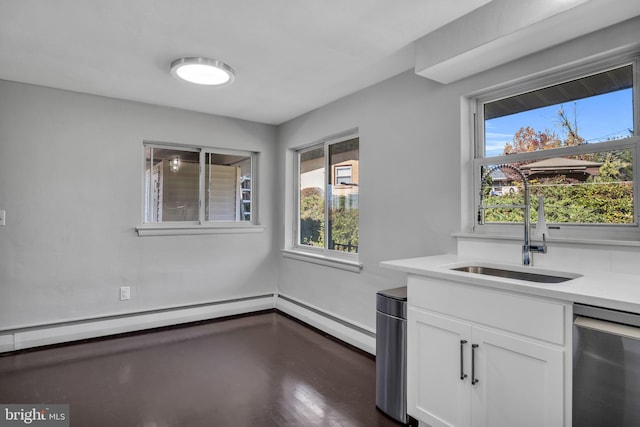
left=0, top=210, right=5, bottom=226
left=119, top=286, right=131, bottom=301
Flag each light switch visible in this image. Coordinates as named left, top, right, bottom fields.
left=0, top=210, right=5, bottom=226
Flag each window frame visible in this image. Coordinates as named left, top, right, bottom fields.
left=293, top=132, right=360, bottom=262
left=137, top=141, right=261, bottom=236
left=471, top=54, right=640, bottom=241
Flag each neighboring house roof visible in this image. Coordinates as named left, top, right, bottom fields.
left=487, top=158, right=604, bottom=186
left=520, top=157, right=603, bottom=180
left=520, top=157, right=602, bottom=171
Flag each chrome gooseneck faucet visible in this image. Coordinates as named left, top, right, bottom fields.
left=478, top=164, right=547, bottom=266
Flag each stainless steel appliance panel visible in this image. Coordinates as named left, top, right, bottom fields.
left=573, top=304, right=640, bottom=427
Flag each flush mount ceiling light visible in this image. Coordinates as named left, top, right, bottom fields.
left=170, top=57, right=235, bottom=86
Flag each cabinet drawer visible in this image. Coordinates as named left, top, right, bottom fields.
left=408, top=276, right=566, bottom=345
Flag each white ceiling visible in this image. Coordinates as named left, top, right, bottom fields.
left=0, top=0, right=491, bottom=125
left=1, top=1, right=637, bottom=126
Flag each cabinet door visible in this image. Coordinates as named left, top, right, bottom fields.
left=470, top=326, right=564, bottom=427
left=408, top=307, right=472, bottom=427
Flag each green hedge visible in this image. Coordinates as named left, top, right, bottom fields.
left=483, top=182, right=633, bottom=224
left=300, top=190, right=359, bottom=252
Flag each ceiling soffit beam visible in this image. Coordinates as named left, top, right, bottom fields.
left=414, top=0, right=640, bottom=84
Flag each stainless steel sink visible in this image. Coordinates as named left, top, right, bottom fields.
left=451, top=265, right=577, bottom=283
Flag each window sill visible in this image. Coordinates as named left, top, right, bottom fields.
left=281, top=249, right=362, bottom=273
left=136, top=224, right=265, bottom=237
left=453, top=232, right=640, bottom=248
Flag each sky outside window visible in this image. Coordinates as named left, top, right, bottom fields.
left=485, top=88, right=634, bottom=157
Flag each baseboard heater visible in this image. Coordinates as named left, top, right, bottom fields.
left=276, top=294, right=376, bottom=355
left=1, top=294, right=376, bottom=356
left=0, top=294, right=276, bottom=353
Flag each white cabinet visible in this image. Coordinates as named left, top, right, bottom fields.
left=471, top=325, right=564, bottom=427
left=409, top=309, right=471, bottom=427
left=407, top=276, right=569, bottom=427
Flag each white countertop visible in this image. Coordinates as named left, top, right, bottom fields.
left=381, top=254, right=640, bottom=314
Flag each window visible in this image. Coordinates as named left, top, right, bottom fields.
left=335, top=166, right=353, bottom=185
left=296, top=135, right=359, bottom=254
left=144, top=143, right=255, bottom=224
left=473, top=58, right=639, bottom=238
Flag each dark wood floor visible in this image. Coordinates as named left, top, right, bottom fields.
left=0, top=311, right=403, bottom=426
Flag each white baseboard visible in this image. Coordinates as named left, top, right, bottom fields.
left=1, top=294, right=377, bottom=356
left=3, top=295, right=276, bottom=352
left=275, top=294, right=376, bottom=355
left=0, top=334, right=13, bottom=353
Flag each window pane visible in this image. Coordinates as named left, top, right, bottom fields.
left=299, top=147, right=325, bottom=248
left=145, top=147, right=199, bottom=222
left=335, top=166, right=352, bottom=184
left=297, top=136, right=360, bottom=253
left=328, top=138, right=359, bottom=253
left=484, top=65, right=634, bottom=157
left=205, top=153, right=252, bottom=222
left=481, top=149, right=634, bottom=225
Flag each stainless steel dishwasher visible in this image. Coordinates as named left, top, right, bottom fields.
left=376, top=286, right=414, bottom=425
left=573, top=303, right=640, bottom=427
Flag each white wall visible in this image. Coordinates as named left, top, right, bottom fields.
left=0, top=81, right=278, bottom=330
left=275, top=16, right=640, bottom=332
left=276, top=71, right=463, bottom=330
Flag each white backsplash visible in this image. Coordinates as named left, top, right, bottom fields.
left=457, top=237, right=640, bottom=276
